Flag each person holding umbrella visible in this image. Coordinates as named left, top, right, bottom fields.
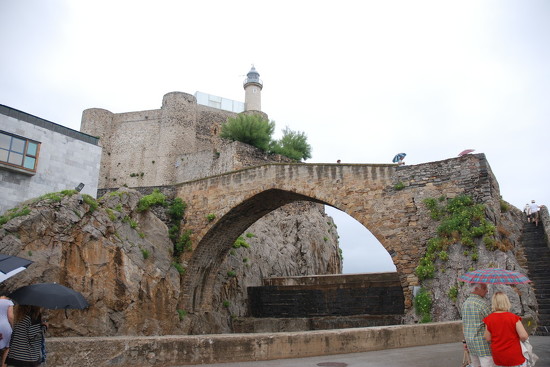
left=459, top=268, right=532, bottom=367
left=461, top=283, right=494, bottom=367
left=392, top=153, right=406, bottom=166
left=5, top=305, right=47, bottom=367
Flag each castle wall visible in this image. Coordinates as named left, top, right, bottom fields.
left=80, top=92, right=243, bottom=188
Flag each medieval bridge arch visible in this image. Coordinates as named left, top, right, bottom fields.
left=176, top=154, right=498, bottom=313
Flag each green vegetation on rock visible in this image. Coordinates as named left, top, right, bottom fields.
left=416, top=195, right=496, bottom=280
left=414, top=287, right=432, bottom=323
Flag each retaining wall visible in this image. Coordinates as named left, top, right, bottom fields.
left=46, top=321, right=463, bottom=366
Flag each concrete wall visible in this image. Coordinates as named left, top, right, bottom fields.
left=0, top=105, right=101, bottom=214
left=45, top=321, right=463, bottom=367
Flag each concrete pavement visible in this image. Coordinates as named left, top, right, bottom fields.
left=192, top=336, right=550, bottom=367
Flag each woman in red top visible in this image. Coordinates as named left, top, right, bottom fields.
left=483, top=292, right=529, bottom=367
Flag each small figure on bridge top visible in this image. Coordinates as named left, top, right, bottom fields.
left=337, top=159, right=341, bottom=164
left=528, top=200, right=541, bottom=226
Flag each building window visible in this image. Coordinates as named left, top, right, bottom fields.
left=0, top=131, right=40, bottom=172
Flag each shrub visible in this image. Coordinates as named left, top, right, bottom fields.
left=227, top=270, right=236, bottom=277
left=172, top=262, right=186, bottom=275
left=141, top=248, right=150, bottom=259
left=137, top=189, right=166, bottom=212
left=416, top=195, right=497, bottom=280
left=233, top=236, right=250, bottom=249
left=177, top=309, right=187, bottom=320
left=220, top=114, right=275, bottom=152
left=168, top=198, right=186, bottom=221
left=206, top=213, right=216, bottom=222
left=175, top=230, right=192, bottom=257
left=106, top=208, right=117, bottom=221
left=270, top=127, right=312, bottom=161
left=499, top=199, right=510, bottom=213
left=82, top=194, right=98, bottom=212
left=448, top=286, right=459, bottom=302
left=394, top=181, right=405, bottom=190
left=414, top=287, right=432, bottom=323
left=168, top=225, right=180, bottom=241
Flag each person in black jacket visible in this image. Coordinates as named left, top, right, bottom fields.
left=5, top=306, right=47, bottom=367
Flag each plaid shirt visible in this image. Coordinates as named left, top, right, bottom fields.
left=462, top=294, right=492, bottom=357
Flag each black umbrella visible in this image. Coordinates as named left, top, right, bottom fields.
left=0, top=254, right=33, bottom=282
left=9, top=283, right=89, bottom=310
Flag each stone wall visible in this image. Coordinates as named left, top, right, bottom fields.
left=44, top=321, right=464, bottom=367
left=247, top=272, right=404, bottom=317
left=80, top=92, right=239, bottom=189
left=0, top=105, right=101, bottom=214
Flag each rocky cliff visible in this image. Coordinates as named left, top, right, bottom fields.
left=0, top=189, right=341, bottom=336
left=405, top=200, right=538, bottom=325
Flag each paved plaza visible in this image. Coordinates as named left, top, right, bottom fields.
left=191, top=336, right=550, bottom=367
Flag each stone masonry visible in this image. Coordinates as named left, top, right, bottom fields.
left=80, top=92, right=267, bottom=188
left=174, top=154, right=502, bottom=317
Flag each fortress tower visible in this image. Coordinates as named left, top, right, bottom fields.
left=243, top=65, right=263, bottom=112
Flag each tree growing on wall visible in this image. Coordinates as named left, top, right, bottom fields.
left=220, top=115, right=312, bottom=162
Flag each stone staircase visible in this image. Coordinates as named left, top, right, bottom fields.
left=522, top=221, right=550, bottom=335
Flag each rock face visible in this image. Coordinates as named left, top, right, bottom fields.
left=405, top=203, right=538, bottom=325
left=204, top=201, right=341, bottom=334
left=0, top=189, right=341, bottom=336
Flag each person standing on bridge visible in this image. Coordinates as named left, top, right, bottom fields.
left=462, top=283, right=494, bottom=367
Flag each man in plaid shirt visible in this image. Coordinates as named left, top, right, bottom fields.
left=461, top=283, right=494, bottom=367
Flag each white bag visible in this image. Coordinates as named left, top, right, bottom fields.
left=521, top=339, right=539, bottom=367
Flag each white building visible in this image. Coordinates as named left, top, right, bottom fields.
left=0, top=104, right=101, bottom=214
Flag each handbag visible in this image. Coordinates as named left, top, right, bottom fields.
left=521, top=339, right=539, bottom=367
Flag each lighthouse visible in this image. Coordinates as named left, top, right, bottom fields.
left=243, top=65, right=263, bottom=112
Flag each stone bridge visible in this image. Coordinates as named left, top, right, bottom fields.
left=176, top=154, right=499, bottom=314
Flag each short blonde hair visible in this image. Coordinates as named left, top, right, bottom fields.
left=491, top=292, right=511, bottom=312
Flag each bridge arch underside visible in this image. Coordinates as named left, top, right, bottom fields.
left=181, top=188, right=408, bottom=314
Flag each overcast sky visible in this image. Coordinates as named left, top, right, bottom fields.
left=1, top=1, right=549, bottom=274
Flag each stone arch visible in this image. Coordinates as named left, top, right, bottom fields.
left=181, top=186, right=408, bottom=314
left=177, top=155, right=498, bottom=314
left=182, top=188, right=327, bottom=312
